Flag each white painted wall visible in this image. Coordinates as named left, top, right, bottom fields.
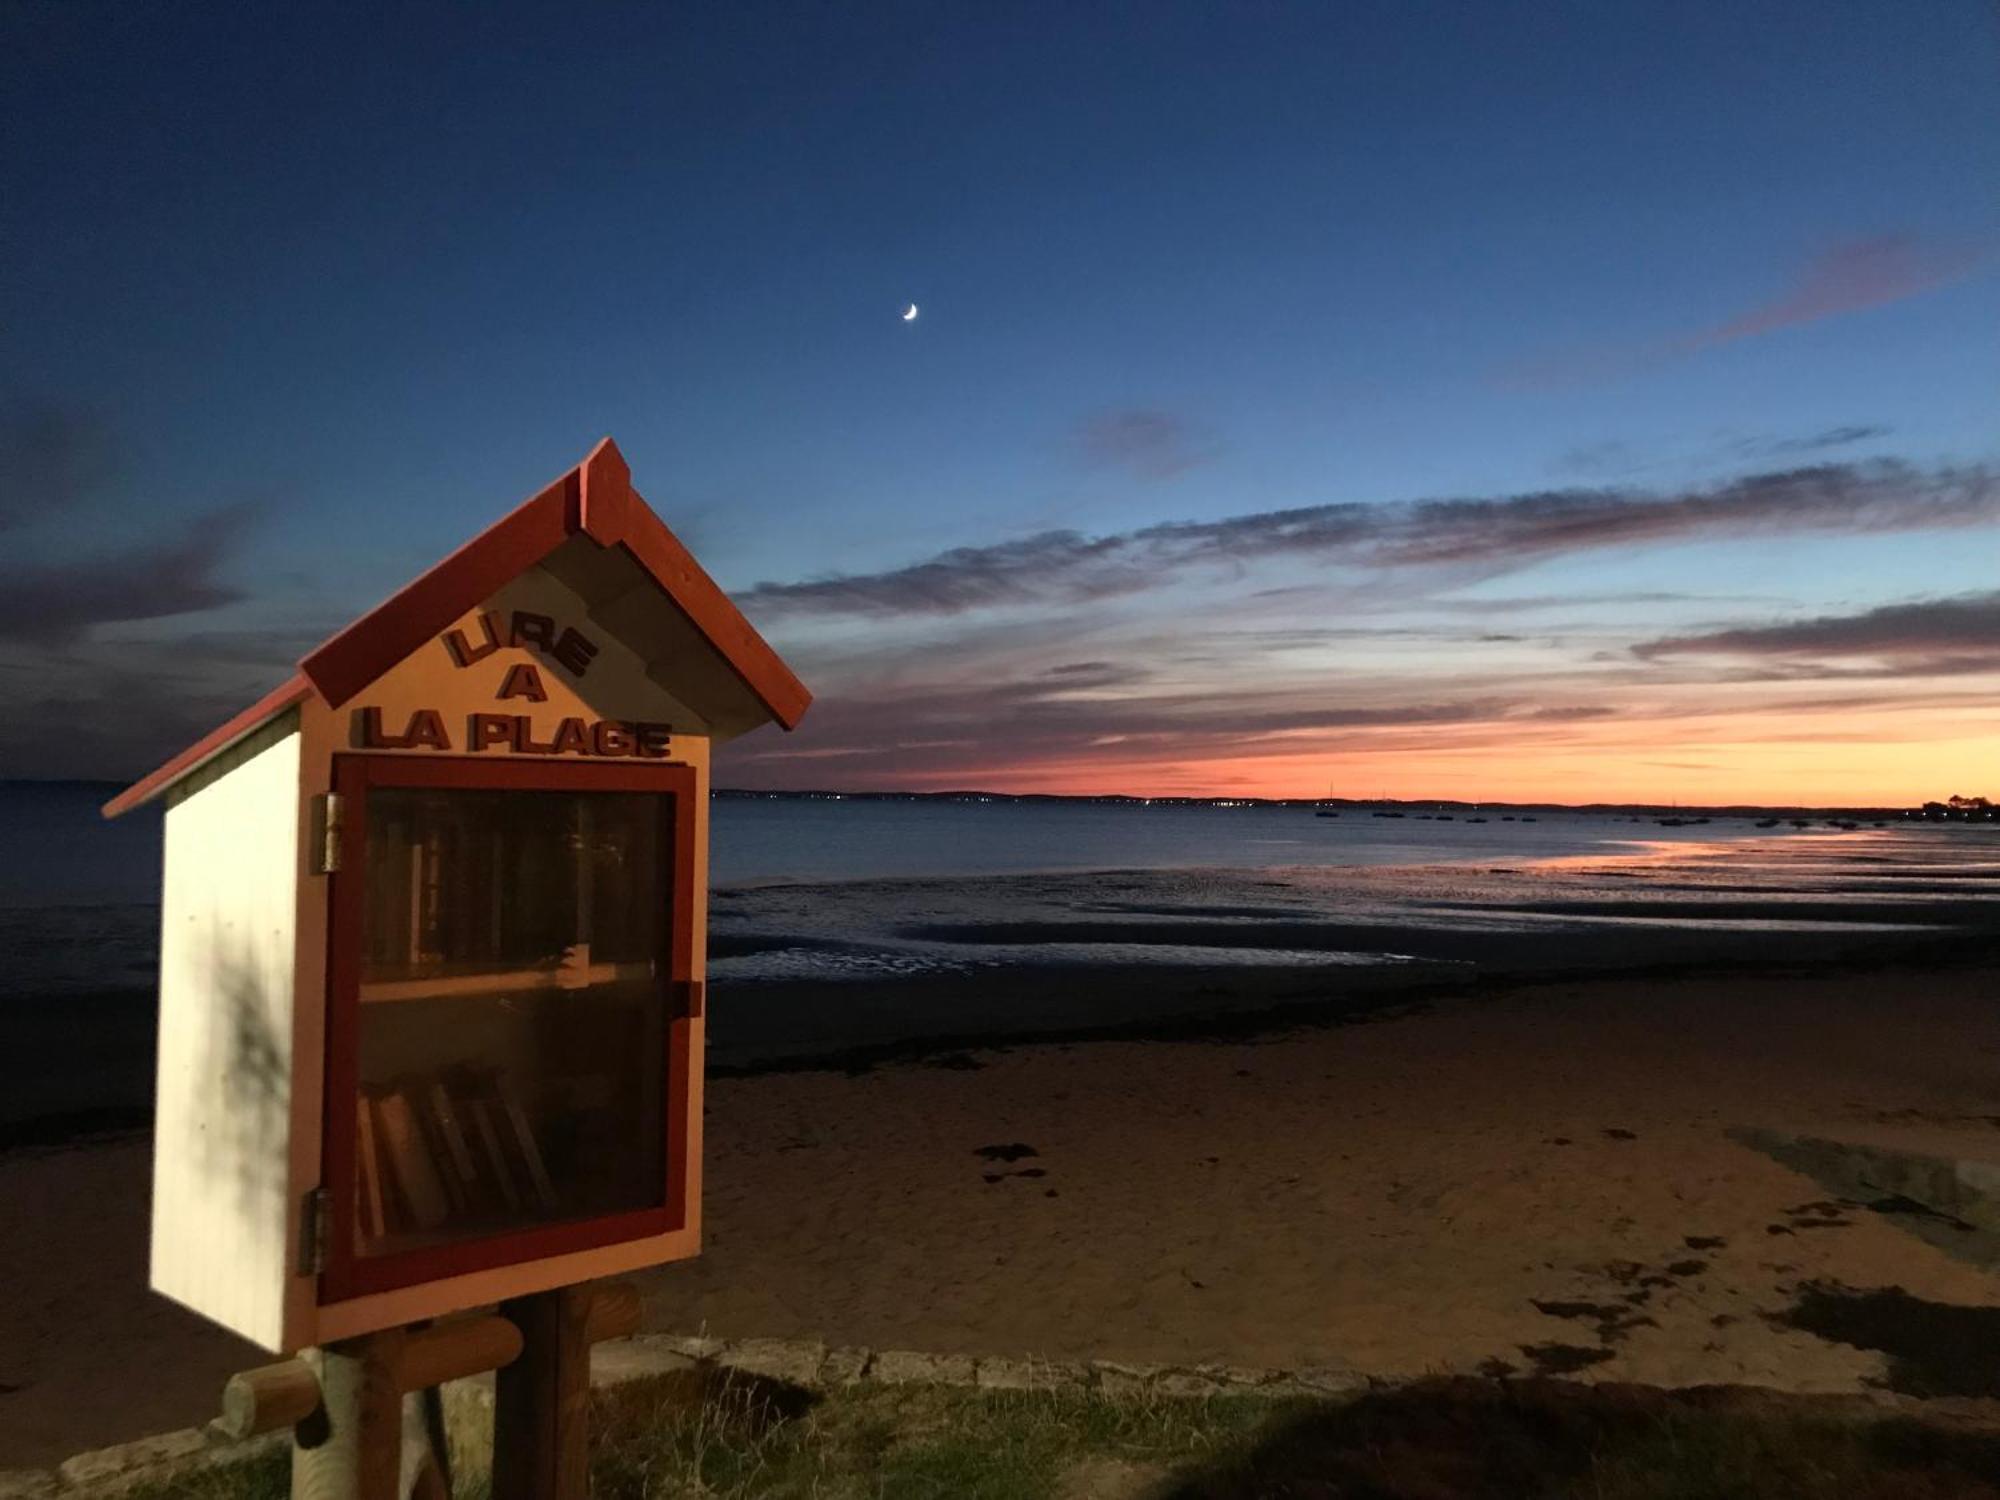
left=151, top=715, right=302, bottom=1351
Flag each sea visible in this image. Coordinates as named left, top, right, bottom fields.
left=2, top=780, right=1995, bottom=1131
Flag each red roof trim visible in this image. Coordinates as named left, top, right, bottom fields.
left=102, top=438, right=811, bottom=818
left=100, top=674, right=313, bottom=818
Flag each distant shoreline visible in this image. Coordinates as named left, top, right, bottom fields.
left=711, top=788, right=1942, bottom=818
left=8, top=776, right=1992, bottom=821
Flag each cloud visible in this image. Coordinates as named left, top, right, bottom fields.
left=1506, top=234, right=1989, bottom=387
left=1634, top=591, right=2000, bottom=677
left=0, top=505, right=255, bottom=643
left=746, top=460, right=2000, bottom=619
left=745, top=530, right=1150, bottom=617
left=1044, top=660, right=1146, bottom=684
left=0, top=397, right=115, bottom=530
left=721, top=665, right=1592, bottom=787
left=1729, top=424, right=1891, bottom=459
left=1429, top=591, right=1784, bottom=616
left=1074, top=408, right=1217, bottom=480
left=1554, top=424, right=1889, bottom=479
left=1681, top=236, right=1989, bottom=353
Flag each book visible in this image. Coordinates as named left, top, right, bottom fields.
left=468, top=1096, right=524, bottom=1215
left=356, top=1090, right=388, bottom=1241
left=495, top=1072, right=559, bottom=1213
left=375, top=1088, right=451, bottom=1230
left=428, top=1079, right=480, bottom=1189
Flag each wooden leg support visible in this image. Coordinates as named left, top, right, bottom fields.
left=493, top=1285, right=591, bottom=1500
left=222, top=1280, right=640, bottom=1500
left=291, top=1334, right=410, bottom=1500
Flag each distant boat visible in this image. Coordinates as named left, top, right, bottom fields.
left=1755, top=817, right=1780, bottom=828
left=1467, top=817, right=1487, bottom=823
left=1315, top=809, right=1340, bottom=818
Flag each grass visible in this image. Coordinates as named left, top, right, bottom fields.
left=120, top=1370, right=2000, bottom=1499
left=584, top=1367, right=1289, bottom=1498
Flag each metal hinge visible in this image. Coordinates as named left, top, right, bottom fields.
left=316, top=793, right=344, bottom=875
left=301, top=1187, right=331, bottom=1275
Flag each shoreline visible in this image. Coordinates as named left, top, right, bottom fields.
left=9, top=931, right=1998, bottom=1150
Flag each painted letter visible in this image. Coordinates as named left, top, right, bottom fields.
left=356, top=707, right=405, bottom=748
left=497, top=663, right=548, bottom=702
left=592, top=721, right=634, bottom=757
left=634, top=722, right=672, bottom=759
left=442, top=611, right=503, bottom=667
left=510, top=611, right=556, bottom=652
left=552, top=717, right=592, bottom=755
left=469, top=713, right=513, bottom=751
left=404, top=709, right=451, bottom=751
left=552, top=628, right=599, bottom=677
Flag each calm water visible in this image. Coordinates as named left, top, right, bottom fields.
left=0, top=780, right=1832, bottom=909
left=704, top=797, right=1800, bottom=885
left=2, top=779, right=1993, bottom=1108
left=0, top=778, right=1968, bottom=1008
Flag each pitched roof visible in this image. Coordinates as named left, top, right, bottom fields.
left=103, top=438, right=809, bottom=818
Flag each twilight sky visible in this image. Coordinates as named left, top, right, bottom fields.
left=4, top=2, right=1997, bottom=804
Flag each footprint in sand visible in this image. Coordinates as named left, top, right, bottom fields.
left=974, top=1143, right=1039, bottom=1162
left=975, top=1143, right=1048, bottom=1185
left=1783, top=1200, right=1857, bottom=1229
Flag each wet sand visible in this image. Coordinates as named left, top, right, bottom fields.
left=7, top=956, right=2000, bottom=1468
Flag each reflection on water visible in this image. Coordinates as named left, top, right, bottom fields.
left=1, top=783, right=1994, bottom=1006
left=707, top=824, right=2000, bottom=987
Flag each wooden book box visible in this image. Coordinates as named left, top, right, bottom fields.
left=103, top=439, right=809, bottom=1353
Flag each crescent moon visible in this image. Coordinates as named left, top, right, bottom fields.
left=902, top=303, right=919, bottom=321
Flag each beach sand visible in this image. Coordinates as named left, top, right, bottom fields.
left=5, top=959, right=2000, bottom=1467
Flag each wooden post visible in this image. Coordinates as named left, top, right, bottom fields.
left=291, top=1333, right=407, bottom=1500
left=219, top=1359, right=324, bottom=1440
left=225, top=1290, right=633, bottom=1498
left=493, top=1285, right=592, bottom=1500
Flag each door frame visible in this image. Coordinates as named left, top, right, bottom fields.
left=319, top=753, right=697, bottom=1303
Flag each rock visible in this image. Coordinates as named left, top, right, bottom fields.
left=593, top=1338, right=701, bottom=1386
left=57, top=1428, right=211, bottom=1488
left=976, top=1356, right=1085, bottom=1392
left=1287, top=1363, right=1369, bottom=1396
left=870, top=1349, right=979, bottom=1385
left=657, top=1333, right=730, bottom=1362
left=1192, top=1363, right=1277, bottom=1390
left=818, top=1347, right=873, bottom=1386
left=1153, top=1370, right=1223, bottom=1399
left=0, top=1471, right=57, bottom=1500
left=720, top=1338, right=826, bottom=1386
left=1092, top=1359, right=1167, bottom=1397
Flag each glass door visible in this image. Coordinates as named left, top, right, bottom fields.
left=321, top=756, right=696, bottom=1300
